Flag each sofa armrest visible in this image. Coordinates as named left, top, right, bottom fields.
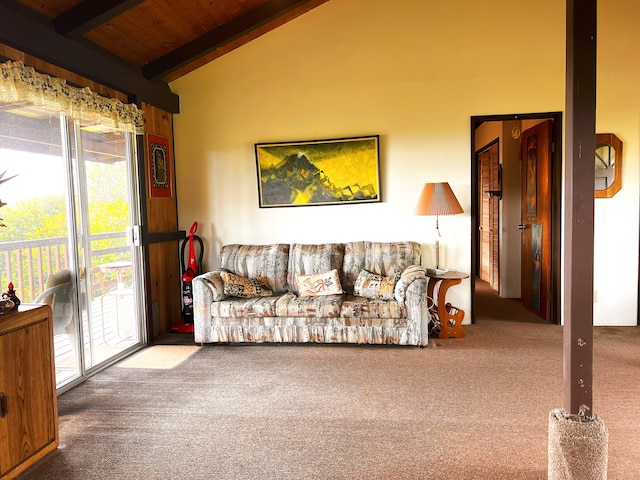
left=394, top=265, right=426, bottom=302
left=193, top=270, right=226, bottom=343
left=394, top=265, right=430, bottom=346
left=197, top=270, right=227, bottom=301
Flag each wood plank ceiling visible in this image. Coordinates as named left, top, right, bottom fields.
left=0, top=0, right=330, bottom=112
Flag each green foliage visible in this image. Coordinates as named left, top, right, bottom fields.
left=0, top=188, right=131, bottom=299
left=0, top=194, right=67, bottom=241
left=91, top=198, right=129, bottom=233
left=0, top=193, right=130, bottom=243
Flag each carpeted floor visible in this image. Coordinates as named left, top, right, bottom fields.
left=17, top=283, right=640, bottom=479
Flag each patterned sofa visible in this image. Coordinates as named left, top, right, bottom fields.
left=192, top=241, right=430, bottom=346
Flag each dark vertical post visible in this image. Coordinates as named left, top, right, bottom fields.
left=564, top=0, right=597, bottom=414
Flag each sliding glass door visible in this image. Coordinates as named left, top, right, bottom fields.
left=0, top=105, right=145, bottom=391
left=67, top=118, right=145, bottom=376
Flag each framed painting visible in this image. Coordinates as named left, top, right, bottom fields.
left=148, top=134, right=172, bottom=198
left=255, top=135, right=381, bottom=208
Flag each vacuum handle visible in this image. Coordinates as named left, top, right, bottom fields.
left=181, top=235, right=204, bottom=274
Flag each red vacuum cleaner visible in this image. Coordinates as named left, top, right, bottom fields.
left=171, top=221, right=204, bottom=333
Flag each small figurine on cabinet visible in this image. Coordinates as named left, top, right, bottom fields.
left=0, top=282, right=20, bottom=314
left=6, top=282, right=20, bottom=307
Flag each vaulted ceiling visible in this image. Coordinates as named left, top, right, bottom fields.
left=0, top=0, right=330, bottom=112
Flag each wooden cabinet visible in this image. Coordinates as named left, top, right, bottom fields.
left=0, top=305, right=58, bottom=479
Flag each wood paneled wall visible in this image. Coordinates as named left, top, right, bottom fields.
left=142, top=103, right=182, bottom=336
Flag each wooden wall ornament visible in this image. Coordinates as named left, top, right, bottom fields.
left=148, top=134, right=172, bottom=198
left=595, top=133, right=622, bottom=198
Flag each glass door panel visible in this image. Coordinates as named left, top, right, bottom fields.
left=68, top=120, right=143, bottom=372
left=0, top=106, right=81, bottom=387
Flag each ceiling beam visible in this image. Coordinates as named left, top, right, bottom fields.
left=0, top=2, right=179, bottom=113
left=53, top=0, right=145, bottom=39
left=142, top=0, right=324, bottom=80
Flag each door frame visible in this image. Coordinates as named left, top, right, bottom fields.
left=470, top=112, right=563, bottom=324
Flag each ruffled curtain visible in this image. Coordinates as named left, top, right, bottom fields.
left=0, top=60, right=144, bottom=134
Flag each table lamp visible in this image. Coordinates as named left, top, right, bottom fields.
left=415, top=182, right=463, bottom=271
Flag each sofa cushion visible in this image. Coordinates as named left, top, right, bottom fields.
left=220, top=272, right=273, bottom=297
left=211, top=296, right=278, bottom=318
left=342, top=241, right=422, bottom=293
left=336, top=316, right=408, bottom=328
left=353, top=269, right=397, bottom=300
left=275, top=292, right=343, bottom=318
left=288, top=243, right=344, bottom=295
left=220, top=244, right=290, bottom=294
left=339, top=295, right=405, bottom=319
left=296, top=269, right=344, bottom=296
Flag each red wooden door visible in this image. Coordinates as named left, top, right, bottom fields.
left=520, top=120, right=553, bottom=320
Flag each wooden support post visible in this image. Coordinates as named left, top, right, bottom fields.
left=564, top=0, right=597, bottom=415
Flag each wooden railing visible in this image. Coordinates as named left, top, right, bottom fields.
left=0, top=233, right=131, bottom=302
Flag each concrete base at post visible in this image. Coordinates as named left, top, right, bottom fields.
left=548, top=408, right=608, bottom=480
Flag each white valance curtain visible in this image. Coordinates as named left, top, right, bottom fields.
left=0, top=60, right=144, bottom=134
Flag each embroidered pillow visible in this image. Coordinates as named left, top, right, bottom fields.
left=296, top=269, right=344, bottom=296
left=220, top=272, right=273, bottom=297
left=353, top=270, right=397, bottom=300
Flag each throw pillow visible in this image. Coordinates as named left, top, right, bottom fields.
left=296, top=269, right=344, bottom=296
left=354, top=269, right=397, bottom=300
left=220, top=272, right=273, bottom=297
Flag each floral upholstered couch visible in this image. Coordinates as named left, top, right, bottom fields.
left=192, top=241, right=430, bottom=346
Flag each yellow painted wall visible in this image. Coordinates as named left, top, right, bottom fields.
left=171, top=0, right=640, bottom=326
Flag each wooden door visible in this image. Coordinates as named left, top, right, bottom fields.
left=0, top=306, right=58, bottom=478
left=478, top=141, right=500, bottom=291
left=520, top=120, right=553, bottom=319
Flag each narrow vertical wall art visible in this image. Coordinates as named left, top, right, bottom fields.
left=148, top=134, right=172, bottom=198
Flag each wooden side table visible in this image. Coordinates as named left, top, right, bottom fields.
left=426, top=271, right=469, bottom=338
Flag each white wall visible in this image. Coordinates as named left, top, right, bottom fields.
left=171, top=0, right=640, bottom=326
left=591, top=0, right=640, bottom=326
left=500, top=120, right=523, bottom=298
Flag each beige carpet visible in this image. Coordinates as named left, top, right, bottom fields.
left=17, top=289, right=640, bottom=479
left=116, top=345, right=201, bottom=369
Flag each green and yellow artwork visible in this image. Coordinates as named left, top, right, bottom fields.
left=255, top=135, right=380, bottom=207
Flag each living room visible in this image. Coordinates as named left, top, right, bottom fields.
left=1, top=0, right=637, bottom=347
left=1, top=0, right=639, bottom=478
left=169, top=0, right=639, bottom=331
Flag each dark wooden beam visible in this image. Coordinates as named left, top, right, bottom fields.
left=0, top=3, right=179, bottom=113
left=53, top=0, right=145, bottom=39
left=145, top=231, right=187, bottom=244
left=141, top=0, right=321, bottom=80
left=564, top=0, right=597, bottom=415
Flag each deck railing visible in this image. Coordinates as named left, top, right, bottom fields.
left=0, top=233, right=131, bottom=302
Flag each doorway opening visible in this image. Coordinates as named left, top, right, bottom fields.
left=470, top=112, right=563, bottom=325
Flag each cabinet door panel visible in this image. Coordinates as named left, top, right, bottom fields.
left=0, top=318, right=56, bottom=475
